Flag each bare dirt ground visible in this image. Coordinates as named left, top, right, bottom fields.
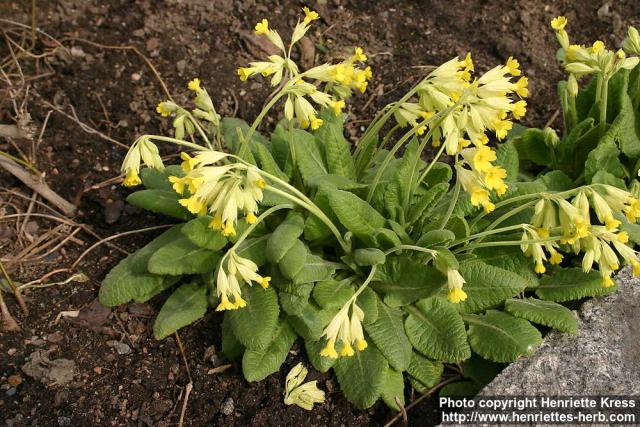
left=1, top=1, right=639, bottom=426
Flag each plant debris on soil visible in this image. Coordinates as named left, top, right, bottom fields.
left=1, top=1, right=639, bottom=426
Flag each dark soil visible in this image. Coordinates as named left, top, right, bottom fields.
left=1, top=0, right=639, bottom=426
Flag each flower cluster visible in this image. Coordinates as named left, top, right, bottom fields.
left=156, top=79, right=221, bottom=139
left=524, top=185, right=640, bottom=285
left=215, top=250, right=271, bottom=311
left=320, top=299, right=367, bottom=359
left=551, top=16, right=639, bottom=96
left=237, top=8, right=372, bottom=129
left=283, top=363, right=325, bottom=410
left=394, top=54, right=528, bottom=156
left=455, top=146, right=509, bottom=213
left=169, top=150, right=266, bottom=237
left=121, top=136, right=164, bottom=187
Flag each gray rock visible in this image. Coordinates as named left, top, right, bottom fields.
left=106, top=340, right=132, bottom=355
left=221, top=397, right=234, bottom=415
left=481, top=267, right=640, bottom=397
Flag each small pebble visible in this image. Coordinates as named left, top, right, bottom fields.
left=6, top=388, right=16, bottom=396
left=131, top=73, right=141, bottom=81
left=221, top=397, right=234, bottom=415
left=106, top=340, right=131, bottom=355
left=8, top=375, right=22, bottom=387
left=57, top=416, right=71, bottom=426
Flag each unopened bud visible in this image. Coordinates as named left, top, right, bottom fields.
left=567, top=74, right=579, bottom=98
left=543, top=127, right=560, bottom=148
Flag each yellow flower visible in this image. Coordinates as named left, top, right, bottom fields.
left=260, top=276, right=271, bottom=289
left=470, top=187, right=490, bottom=206
left=352, top=47, right=367, bottom=62
left=245, top=212, right=258, bottom=224
left=514, top=77, right=529, bottom=98
left=320, top=338, right=338, bottom=359
left=551, top=16, right=568, bottom=31
left=340, top=342, right=355, bottom=357
left=356, top=338, right=367, bottom=351
left=309, top=116, right=324, bottom=130
left=617, top=232, right=629, bottom=243
left=472, top=146, right=497, bottom=172
left=302, top=7, right=319, bottom=24
left=506, top=56, right=521, bottom=76
left=123, top=169, right=141, bottom=187
left=602, top=275, right=615, bottom=288
left=448, top=287, right=468, bottom=304
left=632, top=259, right=640, bottom=277
left=512, top=100, right=527, bottom=119
left=483, top=166, right=507, bottom=190
left=254, top=19, right=269, bottom=35
left=216, top=295, right=236, bottom=311
left=222, top=221, right=236, bottom=237
left=237, top=67, right=252, bottom=81
left=329, top=99, right=345, bottom=115
left=187, top=78, right=202, bottom=92
left=180, top=152, right=200, bottom=172
left=493, top=119, right=513, bottom=140
left=209, top=214, right=223, bottom=230
left=179, top=196, right=206, bottom=215
left=156, top=102, right=172, bottom=117
left=592, top=40, right=605, bottom=53
left=534, top=262, right=546, bottom=274
left=549, top=251, right=564, bottom=265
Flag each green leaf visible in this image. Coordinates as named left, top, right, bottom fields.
left=140, top=165, right=184, bottom=191
left=405, top=298, right=471, bottom=363
left=416, top=229, right=456, bottom=248
left=504, top=298, right=578, bottom=333
left=422, top=162, right=452, bottom=187
left=148, top=235, right=219, bottom=275
left=353, top=248, right=386, bottom=266
left=591, top=170, right=627, bottom=188
left=464, top=310, right=542, bottom=363
left=253, top=141, right=289, bottom=180
left=456, top=261, right=528, bottom=313
left=334, top=344, right=388, bottom=409
left=495, top=140, right=519, bottom=180
left=439, top=381, right=482, bottom=397
left=99, top=256, right=174, bottom=307
left=127, top=189, right=191, bottom=220
left=181, top=216, right=227, bottom=250
left=315, top=111, right=356, bottom=179
left=153, top=281, right=208, bottom=339
left=584, top=140, right=624, bottom=183
left=407, top=351, right=444, bottom=389
left=313, top=279, right=354, bottom=309
left=309, top=174, right=367, bottom=190
left=473, top=246, right=539, bottom=288
left=408, top=182, right=448, bottom=224
left=364, top=298, right=412, bottom=371
left=354, top=134, right=378, bottom=180
left=288, top=303, right=333, bottom=341
left=293, top=129, right=329, bottom=184
left=535, top=267, right=617, bottom=302
left=236, top=234, right=270, bottom=266
left=221, top=117, right=270, bottom=155
left=293, top=253, right=337, bottom=284
left=266, top=212, right=305, bottom=264
left=357, top=287, right=379, bottom=324
left=511, top=128, right=550, bottom=166
left=278, top=240, right=308, bottom=280
left=381, top=368, right=405, bottom=411
left=278, top=282, right=314, bottom=316
left=536, top=170, right=573, bottom=191
left=371, top=256, right=447, bottom=306
left=221, top=316, right=244, bottom=360
left=228, top=285, right=280, bottom=350
left=305, top=339, right=336, bottom=373
left=326, top=188, right=386, bottom=246
left=242, top=321, right=297, bottom=381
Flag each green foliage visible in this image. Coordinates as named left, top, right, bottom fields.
left=102, top=43, right=640, bottom=412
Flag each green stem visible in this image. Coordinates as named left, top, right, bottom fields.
left=0, top=150, right=40, bottom=175
left=184, top=111, right=213, bottom=149
left=439, top=177, right=461, bottom=229
left=351, top=265, right=378, bottom=301
left=144, top=135, right=206, bottom=151
left=413, top=139, right=447, bottom=194
left=478, top=200, right=538, bottom=237
left=240, top=90, right=287, bottom=158
left=384, top=244, right=437, bottom=257
left=450, top=224, right=526, bottom=246
left=454, top=235, right=564, bottom=253
left=599, top=76, right=609, bottom=126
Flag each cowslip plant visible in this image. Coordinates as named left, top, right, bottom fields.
left=99, top=9, right=640, bottom=410
left=512, top=17, right=640, bottom=193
